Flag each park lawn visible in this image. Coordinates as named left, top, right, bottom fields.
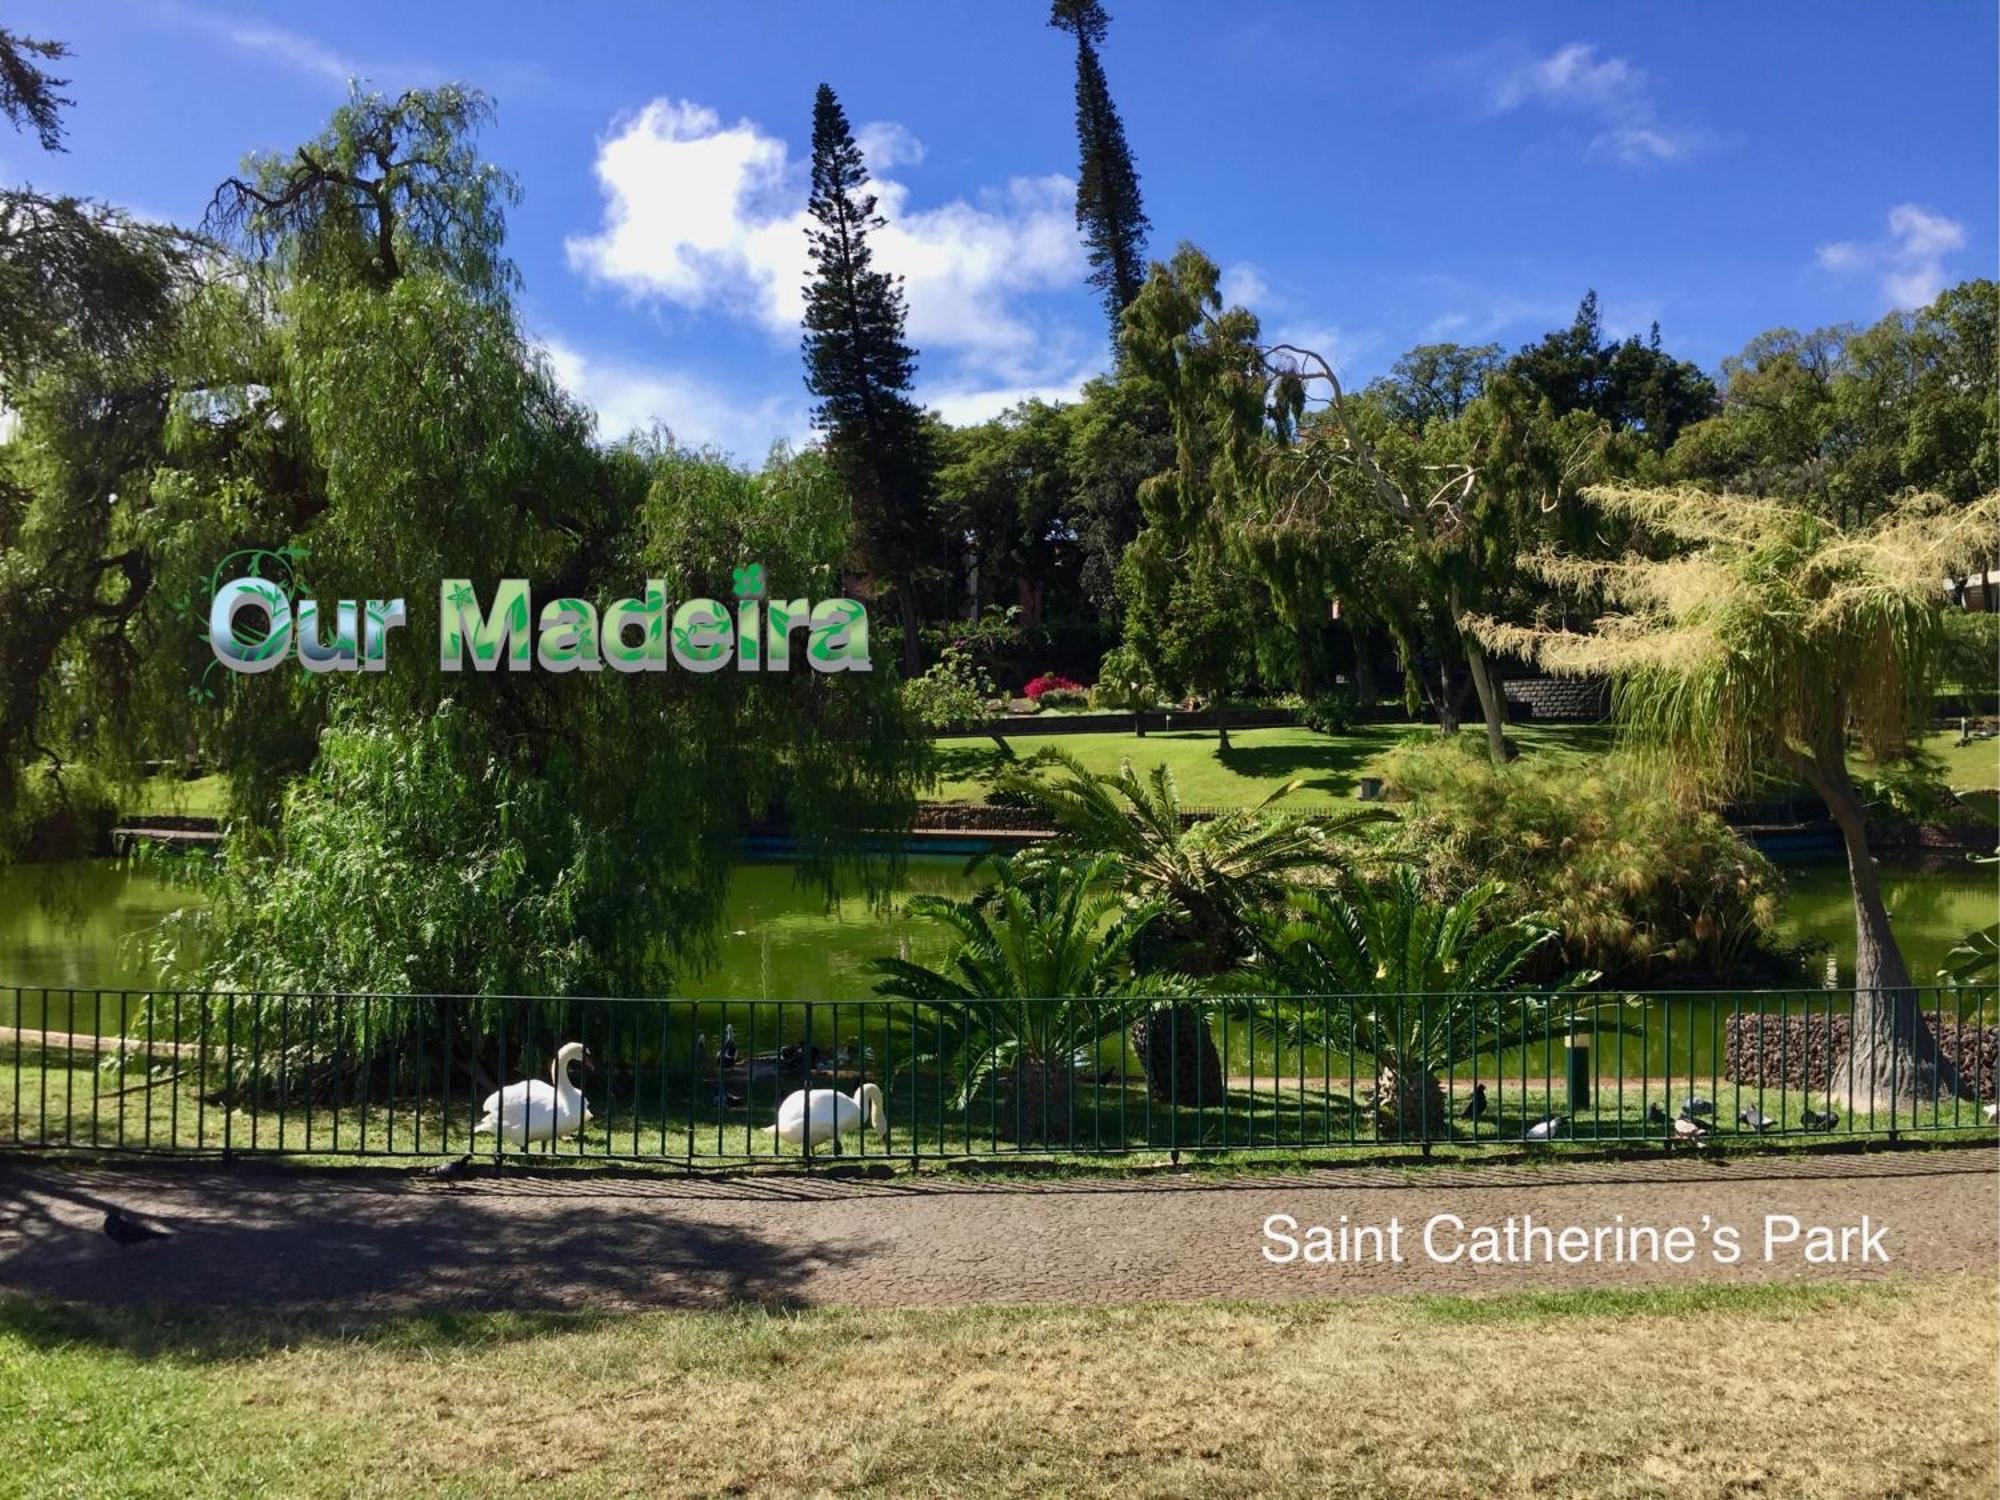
left=2, top=1277, right=1992, bottom=1498
left=928, top=722, right=1611, bottom=808
left=1917, top=729, right=2000, bottom=793
left=125, top=774, right=229, bottom=821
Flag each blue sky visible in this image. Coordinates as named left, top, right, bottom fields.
left=11, top=1, right=1996, bottom=460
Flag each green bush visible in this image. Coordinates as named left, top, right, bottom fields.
left=1036, top=687, right=1091, bottom=710
left=1376, top=737, right=1788, bottom=986
left=1297, top=694, right=1353, bottom=735
left=1089, top=645, right=1156, bottom=712
left=903, top=644, right=995, bottom=731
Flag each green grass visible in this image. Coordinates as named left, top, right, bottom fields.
left=928, top=722, right=1611, bottom=808
left=926, top=722, right=1996, bottom=815
left=1917, top=729, right=2000, bottom=794
left=2, top=1278, right=1991, bottom=1497
left=124, top=774, right=229, bottom=821
left=9, top=1025, right=1992, bottom=1174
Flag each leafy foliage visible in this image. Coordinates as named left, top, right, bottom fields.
left=870, top=855, right=1166, bottom=1119
left=1377, top=736, right=1785, bottom=986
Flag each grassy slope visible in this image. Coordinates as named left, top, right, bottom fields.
left=929, top=723, right=1610, bottom=807
left=928, top=723, right=1998, bottom=812
left=2, top=1278, right=1991, bottom=1498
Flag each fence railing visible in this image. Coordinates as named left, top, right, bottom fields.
left=1, top=985, right=1993, bottom=1168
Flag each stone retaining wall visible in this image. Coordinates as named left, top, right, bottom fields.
left=1722, top=1012, right=1998, bottom=1100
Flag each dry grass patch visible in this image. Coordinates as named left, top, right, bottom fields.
left=3, top=1278, right=1994, bottom=1498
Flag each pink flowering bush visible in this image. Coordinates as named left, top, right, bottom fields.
left=1022, top=673, right=1086, bottom=701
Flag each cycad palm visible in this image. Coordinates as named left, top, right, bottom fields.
left=1248, top=867, right=1583, bottom=1138
left=1000, top=747, right=1386, bottom=1101
left=870, top=855, right=1163, bottom=1140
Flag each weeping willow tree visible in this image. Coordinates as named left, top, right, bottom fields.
left=1471, top=484, right=2000, bottom=1109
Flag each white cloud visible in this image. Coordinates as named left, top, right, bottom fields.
left=925, top=365, right=1100, bottom=427
left=538, top=336, right=810, bottom=464
left=1218, top=261, right=1272, bottom=309
left=161, top=2, right=440, bottom=89
left=1472, top=41, right=1705, bottom=167
left=855, top=120, right=925, bottom=172
left=565, top=98, right=1089, bottom=378
left=1814, top=204, right=1967, bottom=309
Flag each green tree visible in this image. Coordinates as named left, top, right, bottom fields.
left=999, top=745, right=1382, bottom=1102
left=1365, top=342, right=1503, bottom=429
left=1244, top=867, right=1581, bottom=1138
left=870, top=854, right=1164, bottom=1138
left=5, top=83, right=928, bottom=1033
left=801, top=82, right=935, bottom=674
left=934, top=399, right=1078, bottom=626
left=0, top=27, right=70, bottom=150
left=1473, top=484, right=2000, bottom=1109
left=0, top=25, right=199, bottom=841
left=1508, top=292, right=1716, bottom=452
left=1665, top=282, right=1997, bottom=528
left=1049, top=0, right=1150, bottom=338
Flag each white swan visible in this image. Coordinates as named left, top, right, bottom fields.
left=767, top=1083, right=890, bottom=1151
left=474, top=1041, right=593, bottom=1147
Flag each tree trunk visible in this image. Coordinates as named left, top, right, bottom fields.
left=1453, top=586, right=1511, bottom=766
left=1804, top=743, right=1964, bottom=1113
left=897, top=588, right=924, bottom=676
left=1130, top=1003, right=1224, bottom=1108
left=1351, top=621, right=1378, bottom=706
left=1374, top=1060, right=1447, bottom=1141
left=1463, top=637, right=1510, bottom=765
left=1431, top=659, right=1460, bottom=735
left=1009, top=1058, right=1073, bottom=1145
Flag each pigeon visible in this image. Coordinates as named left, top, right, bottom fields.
left=424, top=1155, right=473, bottom=1181
left=102, top=1209, right=168, bottom=1246
left=1680, top=1097, right=1716, bottom=1120
left=1738, top=1105, right=1777, bottom=1132
left=718, top=1024, right=741, bottom=1072
left=1672, top=1115, right=1707, bottom=1140
left=1800, top=1108, right=1839, bottom=1131
left=1647, top=1102, right=1668, bottom=1126
left=1524, top=1114, right=1566, bottom=1141
left=1461, top=1083, right=1488, bottom=1123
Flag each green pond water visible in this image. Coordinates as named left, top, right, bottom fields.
left=0, top=855, right=1992, bottom=1080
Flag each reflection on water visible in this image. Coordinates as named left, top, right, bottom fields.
left=0, top=852, right=1991, bottom=1011
left=1773, top=858, right=1996, bottom=985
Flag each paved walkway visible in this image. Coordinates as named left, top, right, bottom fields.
left=2, top=1150, right=1993, bottom=1312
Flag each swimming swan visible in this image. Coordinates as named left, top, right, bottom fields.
left=474, top=1041, right=593, bottom=1147
left=767, top=1082, right=890, bottom=1151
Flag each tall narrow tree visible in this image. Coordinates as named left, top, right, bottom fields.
left=801, top=82, right=934, bottom=673
left=1050, top=1, right=1150, bottom=339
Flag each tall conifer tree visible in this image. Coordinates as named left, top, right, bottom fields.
left=801, top=82, right=933, bottom=672
left=1050, top=1, right=1150, bottom=338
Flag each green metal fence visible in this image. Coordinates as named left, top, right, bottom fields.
left=1, top=985, right=1993, bottom=1167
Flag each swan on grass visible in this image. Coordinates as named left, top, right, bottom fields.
left=767, top=1083, right=890, bottom=1152
left=474, top=1041, right=593, bottom=1147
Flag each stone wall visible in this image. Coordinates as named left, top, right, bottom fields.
left=1722, top=1012, right=1998, bottom=1100
left=1500, top=676, right=1611, bottom=721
